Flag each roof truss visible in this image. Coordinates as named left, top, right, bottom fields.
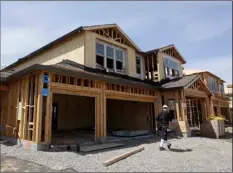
left=83, top=24, right=141, bottom=51
left=159, top=45, right=186, bottom=64
left=185, top=78, right=212, bottom=96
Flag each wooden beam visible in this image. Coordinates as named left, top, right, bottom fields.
left=0, top=85, right=9, bottom=91
left=103, top=146, right=144, bottom=166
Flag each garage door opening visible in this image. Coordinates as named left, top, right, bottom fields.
left=106, top=99, right=155, bottom=138
left=51, top=93, right=95, bottom=145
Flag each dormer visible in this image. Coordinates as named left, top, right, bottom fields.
left=144, top=44, right=186, bottom=82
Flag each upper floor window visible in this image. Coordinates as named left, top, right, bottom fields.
left=208, top=77, right=217, bottom=93
left=136, top=55, right=143, bottom=78
left=164, top=57, right=180, bottom=79
left=96, top=40, right=125, bottom=73
left=219, top=83, right=224, bottom=93
left=96, top=42, right=105, bottom=67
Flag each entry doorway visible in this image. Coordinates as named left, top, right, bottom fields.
left=186, top=98, right=204, bottom=129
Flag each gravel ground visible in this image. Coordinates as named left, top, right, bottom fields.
left=1, top=135, right=232, bottom=172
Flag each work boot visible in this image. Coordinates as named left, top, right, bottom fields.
left=159, top=146, right=166, bottom=151
left=167, top=143, right=171, bottom=150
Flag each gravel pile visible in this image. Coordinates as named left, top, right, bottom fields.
left=1, top=136, right=232, bottom=172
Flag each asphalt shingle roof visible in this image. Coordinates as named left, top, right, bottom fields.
left=161, top=74, right=199, bottom=89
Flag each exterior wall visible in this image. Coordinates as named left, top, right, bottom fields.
left=84, top=31, right=139, bottom=78
left=6, top=33, right=85, bottom=71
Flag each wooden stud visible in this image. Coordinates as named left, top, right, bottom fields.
left=32, top=73, right=39, bottom=141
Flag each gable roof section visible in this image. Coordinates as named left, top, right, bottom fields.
left=3, top=24, right=141, bottom=71
left=83, top=24, right=141, bottom=52
left=183, top=69, right=225, bottom=83
left=161, top=74, right=212, bottom=96
left=145, top=44, right=186, bottom=64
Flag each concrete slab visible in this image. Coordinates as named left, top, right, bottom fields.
left=80, top=142, right=125, bottom=152
left=112, top=130, right=149, bottom=137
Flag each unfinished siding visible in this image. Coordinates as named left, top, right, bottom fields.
left=7, top=34, right=85, bottom=71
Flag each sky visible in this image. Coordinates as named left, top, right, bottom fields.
left=1, top=1, right=232, bottom=84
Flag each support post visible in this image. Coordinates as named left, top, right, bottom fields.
left=45, top=72, right=52, bottom=143
left=35, top=72, right=44, bottom=143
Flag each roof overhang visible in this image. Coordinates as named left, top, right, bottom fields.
left=5, top=60, right=160, bottom=90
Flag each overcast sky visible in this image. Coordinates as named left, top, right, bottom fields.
left=1, top=1, right=232, bottom=84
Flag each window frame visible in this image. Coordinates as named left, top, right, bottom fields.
left=96, top=42, right=105, bottom=67
left=136, top=54, right=143, bottom=78
left=96, top=40, right=125, bottom=74
left=164, top=56, right=181, bottom=79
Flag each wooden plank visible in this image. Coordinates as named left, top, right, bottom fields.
left=103, top=146, right=144, bottom=166
left=0, top=85, right=9, bottom=91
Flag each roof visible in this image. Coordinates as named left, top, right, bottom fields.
left=144, top=44, right=186, bottom=64
left=161, top=74, right=213, bottom=96
left=0, top=71, right=12, bottom=81
left=161, top=74, right=199, bottom=89
left=6, top=60, right=160, bottom=90
left=183, top=69, right=226, bottom=83
left=3, top=23, right=141, bottom=71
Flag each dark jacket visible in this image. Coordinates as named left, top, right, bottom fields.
left=156, top=110, right=173, bottom=126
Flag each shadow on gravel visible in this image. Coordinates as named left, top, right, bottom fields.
left=169, top=148, right=193, bottom=153
left=0, top=140, right=17, bottom=147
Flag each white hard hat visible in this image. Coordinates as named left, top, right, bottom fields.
left=163, top=105, right=168, bottom=108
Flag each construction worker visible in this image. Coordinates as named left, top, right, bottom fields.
left=156, top=105, right=173, bottom=151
